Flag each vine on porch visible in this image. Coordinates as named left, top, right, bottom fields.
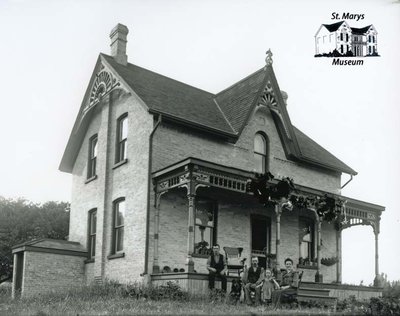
left=246, top=172, right=346, bottom=222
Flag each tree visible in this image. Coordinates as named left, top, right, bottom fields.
left=0, top=197, right=70, bottom=283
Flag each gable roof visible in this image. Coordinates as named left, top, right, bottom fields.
left=351, top=25, right=373, bottom=35
left=101, top=54, right=235, bottom=136
left=60, top=53, right=357, bottom=175
left=322, top=21, right=345, bottom=32
left=293, top=127, right=356, bottom=175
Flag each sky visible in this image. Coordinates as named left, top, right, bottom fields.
left=0, top=0, right=399, bottom=284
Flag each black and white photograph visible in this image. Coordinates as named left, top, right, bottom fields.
left=0, top=0, right=399, bottom=314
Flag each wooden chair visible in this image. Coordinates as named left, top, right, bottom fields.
left=223, top=247, right=244, bottom=276
left=282, top=270, right=304, bottom=303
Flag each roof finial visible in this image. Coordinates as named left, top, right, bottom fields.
left=265, top=49, right=273, bottom=66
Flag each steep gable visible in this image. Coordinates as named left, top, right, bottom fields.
left=60, top=53, right=357, bottom=175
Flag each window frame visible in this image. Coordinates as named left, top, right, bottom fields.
left=112, top=198, right=125, bottom=254
left=254, top=132, right=268, bottom=174
left=87, top=134, right=98, bottom=180
left=299, top=216, right=315, bottom=263
left=87, top=208, right=97, bottom=260
left=115, top=113, right=128, bottom=164
left=193, top=198, right=218, bottom=257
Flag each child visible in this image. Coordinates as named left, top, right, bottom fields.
left=262, top=269, right=280, bottom=303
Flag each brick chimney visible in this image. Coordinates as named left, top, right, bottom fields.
left=110, top=23, right=129, bottom=65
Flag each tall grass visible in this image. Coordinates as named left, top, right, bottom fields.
left=0, top=280, right=341, bottom=315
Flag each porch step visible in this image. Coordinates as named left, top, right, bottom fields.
left=297, top=293, right=337, bottom=305
left=298, top=287, right=330, bottom=297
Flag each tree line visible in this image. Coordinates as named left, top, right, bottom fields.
left=0, top=197, right=69, bottom=283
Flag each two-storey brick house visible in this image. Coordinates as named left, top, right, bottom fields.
left=12, top=24, right=384, bottom=299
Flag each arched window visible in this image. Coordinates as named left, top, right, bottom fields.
left=254, top=133, right=268, bottom=174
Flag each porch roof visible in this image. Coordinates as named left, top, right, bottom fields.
left=152, top=157, right=384, bottom=219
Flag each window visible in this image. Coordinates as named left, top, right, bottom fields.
left=112, top=198, right=125, bottom=253
left=87, top=135, right=98, bottom=179
left=254, top=133, right=268, bottom=174
left=340, top=33, right=343, bottom=41
left=368, top=35, right=372, bottom=43
left=373, top=36, right=376, bottom=43
left=88, top=209, right=97, bottom=259
left=369, top=46, right=372, bottom=54
left=299, top=217, right=315, bottom=263
left=194, top=199, right=217, bottom=256
left=340, top=45, right=344, bottom=54
left=116, top=114, right=128, bottom=163
left=345, top=33, right=348, bottom=42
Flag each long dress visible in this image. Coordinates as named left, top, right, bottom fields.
left=271, top=270, right=299, bottom=309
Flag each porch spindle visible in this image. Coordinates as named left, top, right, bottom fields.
left=315, top=219, right=323, bottom=283
left=186, top=193, right=195, bottom=272
left=152, top=193, right=163, bottom=274
left=336, top=228, right=342, bottom=283
left=275, top=204, right=282, bottom=270
left=373, top=223, right=380, bottom=286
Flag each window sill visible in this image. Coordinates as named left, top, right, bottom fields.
left=107, top=252, right=125, bottom=260
left=84, top=258, right=95, bottom=264
left=113, top=159, right=128, bottom=170
left=85, top=175, right=97, bottom=184
left=297, top=264, right=318, bottom=270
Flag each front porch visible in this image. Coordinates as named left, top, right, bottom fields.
left=149, top=157, right=384, bottom=291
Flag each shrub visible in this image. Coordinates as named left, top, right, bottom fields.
left=126, top=281, right=189, bottom=301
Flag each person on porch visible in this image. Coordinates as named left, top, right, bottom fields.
left=262, top=268, right=280, bottom=304
left=243, top=256, right=264, bottom=306
left=271, top=258, right=299, bottom=309
left=207, top=244, right=228, bottom=292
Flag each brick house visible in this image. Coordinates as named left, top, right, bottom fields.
left=12, top=24, right=384, bottom=299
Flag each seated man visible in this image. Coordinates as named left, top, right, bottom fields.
left=207, top=244, right=227, bottom=292
left=262, top=268, right=280, bottom=303
left=243, top=256, right=264, bottom=305
left=271, top=258, right=300, bottom=309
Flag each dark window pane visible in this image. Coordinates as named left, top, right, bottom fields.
left=90, top=212, right=97, bottom=234
left=116, top=228, right=124, bottom=252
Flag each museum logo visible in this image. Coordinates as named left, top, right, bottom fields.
left=314, top=14, right=379, bottom=66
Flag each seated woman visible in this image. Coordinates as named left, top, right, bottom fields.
left=261, top=268, right=280, bottom=304
left=271, top=258, right=300, bottom=309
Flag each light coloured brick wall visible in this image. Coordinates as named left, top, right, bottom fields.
left=21, top=251, right=85, bottom=297
left=153, top=106, right=341, bottom=195
left=69, top=89, right=153, bottom=284
left=102, top=91, right=153, bottom=283
left=320, top=221, right=338, bottom=283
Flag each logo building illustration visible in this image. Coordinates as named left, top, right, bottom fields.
left=315, top=21, right=378, bottom=57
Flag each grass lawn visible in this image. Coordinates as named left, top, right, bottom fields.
left=0, top=282, right=349, bottom=315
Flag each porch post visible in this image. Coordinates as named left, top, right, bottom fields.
left=336, top=227, right=342, bottom=283
left=186, top=192, right=195, bottom=272
left=275, top=203, right=282, bottom=270
left=373, top=222, right=381, bottom=286
left=152, top=192, right=164, bottom=274
left=315, top=218, right=323, bottom=283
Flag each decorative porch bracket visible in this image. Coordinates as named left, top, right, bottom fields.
left=336, top=202, right=383, bottom=287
